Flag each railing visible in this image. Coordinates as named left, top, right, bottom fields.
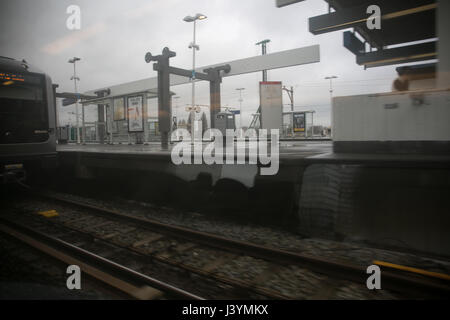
left=60, top=122, right=164, bottom=144
left=59, top=123, right=331, bottom=144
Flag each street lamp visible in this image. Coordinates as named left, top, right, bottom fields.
left=256, top=39, right=270, bottom=81
left=183, top=13, right=207, bottom=142
left=183, top=13, right=207, bottom=22
left=68, top=57, right=81, bottom=144
left=325, top=75, right=338, bottom=99
left=236, top=88, right=245, bottom=130
left=325, top=76, right=337, bottom=139
left=310, top=110, right=316, bottom=138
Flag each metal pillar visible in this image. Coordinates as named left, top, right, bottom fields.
left=97, top=105, right=105, bottom=143
left=145, top=47, right=175, bottom=149
left=108, top=98, right=114, bottom=144
left=82, top=103, right=85, bottom=144
left=52, top=84, right=59, bottom=133
left=142, top=94, right=149, bottom=144
left=94, top=89, right=110, bottom=144
left=283, top=86, right=294, bottom=136
left=71, top=62, right=80, bottom=144
left=146, top=48, right=231, bottom=146
left=209, top=78, right=221, bottom=130
left=204, top=65, right=231, bottom=129
left=107, top=99, right=114, bottom=144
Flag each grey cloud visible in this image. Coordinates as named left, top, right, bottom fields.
left=1, top=0, right=403, bottom=126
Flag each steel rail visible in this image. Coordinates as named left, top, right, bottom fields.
left=22, top=212, right=292, bottom=300
left=38, top=192, right=450, bottom=296
left=0, top=217, right=204, bottom=300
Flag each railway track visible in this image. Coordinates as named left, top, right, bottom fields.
left=3, top=189, right=450, bottom=299
left=3, top=198, right=293, bottom=299
left=39, top=192, right=450, bottom=296
left=0, top=218, right=203, bottom=300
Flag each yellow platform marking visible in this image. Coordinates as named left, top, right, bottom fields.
left=374, top=260, right=450, bottom=281
left=37, top=210, right=59, bottom=218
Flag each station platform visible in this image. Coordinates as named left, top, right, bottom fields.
left=57, top=141, right=450, bottom=164
left=56, top=140, right=333, bottom=162
left=54, top=141, right=450, bottom=258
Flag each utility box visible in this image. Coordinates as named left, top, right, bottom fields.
left=215, top=112, right=236, bottom=136
left=260, top=81, right=283, bottom=131
left=57, top=126, right=69, bottom=144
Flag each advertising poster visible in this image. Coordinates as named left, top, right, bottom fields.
left=293, top=112, right=306, bottom=132
left=127, top=96, right=144, bottom=132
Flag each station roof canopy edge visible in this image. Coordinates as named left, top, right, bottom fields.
left=81, top=45, right=320, bottom=105
left=55, top=92, right=97, bottom=100
left=57, top=88, right=176, bottom=107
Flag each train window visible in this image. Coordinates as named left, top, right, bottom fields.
left=0, top=72, right=48, bottom=144
left=0, top=84, right=43, bottom=101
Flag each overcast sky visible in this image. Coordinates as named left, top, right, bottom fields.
left=1, top=0, right=406, bottom=127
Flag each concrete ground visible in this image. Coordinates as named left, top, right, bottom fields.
left=57, top=140, right=333, bottom=160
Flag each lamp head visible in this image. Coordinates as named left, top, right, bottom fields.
left=183, top=13, right=207, bottom=22
left=68, top=57, right=81, bottom=63
left=255, top=39, right=271, bottom=46
left=195, top=13, right=207, bottom=20
left=183, top=15, right=195, bottom=22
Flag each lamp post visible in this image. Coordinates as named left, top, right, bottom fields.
left=325, top=76, right=337, bottom=139
left=183, top=13, right=207, bottom=142
left=236, top=88, right=245, bottom=130
left=256, top=39, right=270, bottom=82
left=68, top=57, right=81, bottom=144
left=325, top=75, right=338, bottom=100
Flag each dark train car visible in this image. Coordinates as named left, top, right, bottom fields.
left=0, top=56, right=57, bottom=183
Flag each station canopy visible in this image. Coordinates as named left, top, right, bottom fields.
left=307, top=0, right=437, bottom=68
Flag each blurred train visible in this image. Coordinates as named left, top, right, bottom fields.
left=0, top=56, right=57, bottom=184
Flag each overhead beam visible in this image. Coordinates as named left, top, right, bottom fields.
left=309, top=1, right=436, bottom=35
left=55, top=92, right=97, bottom=100
left=356, top=41, right=437, bottom=68
left=85, top=45, right=320, bottom=96
left=160, top=65, right=211, bottom=82
left=343, top=31, right=365, bottom=55
left=207, top=44, right=319, bottom=78
left=78, top=89, right=176, bottom=106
